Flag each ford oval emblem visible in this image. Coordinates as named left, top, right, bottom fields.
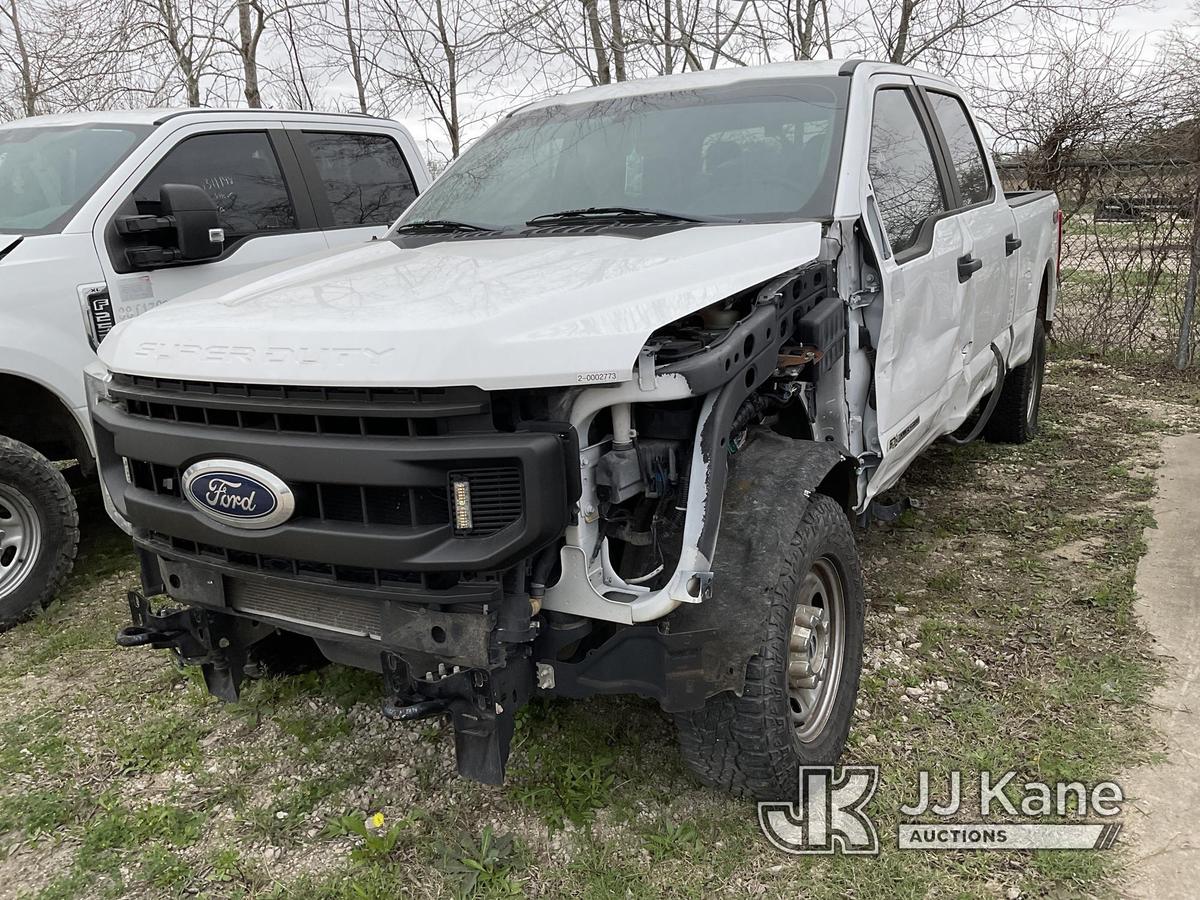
left=181, top=459, right=295, bottom=530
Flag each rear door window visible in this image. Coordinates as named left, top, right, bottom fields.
left=132, top=131, right=297, bottom=245
left=926, top=92, right=992, bottom=207
left=300, top=132, right=418, bottom=227
left=867, top=88, right=949, bottom=256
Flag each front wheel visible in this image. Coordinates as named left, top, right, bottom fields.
left=0, top=437, right=79, bottom=630
left=674, top=494, right=865, bottom=800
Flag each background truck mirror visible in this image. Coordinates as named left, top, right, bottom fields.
left=159, top=183, right=224, bottom=261
left=115, top=183, right=224, bottom=268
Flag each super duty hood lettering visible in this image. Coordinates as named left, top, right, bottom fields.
left=99, top=223, right=824, bottom=389
left=132, top=343, right=395, bottom=366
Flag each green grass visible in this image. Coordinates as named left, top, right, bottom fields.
left=102, top=711, right=205, bottom=775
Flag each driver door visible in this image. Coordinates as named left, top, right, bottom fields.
left=859, top=76, right=969, bottom=501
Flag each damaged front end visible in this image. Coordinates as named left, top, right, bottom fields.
left=94, top=256, right=849, bottom=786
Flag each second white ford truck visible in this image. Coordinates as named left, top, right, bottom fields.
left=0, top=109, right=428, bottom=628
left=89, top=60, right=1059, bottom=798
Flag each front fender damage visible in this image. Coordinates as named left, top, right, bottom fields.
left=667, top=431, right=849, bottom=701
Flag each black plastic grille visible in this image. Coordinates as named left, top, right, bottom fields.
left=144, top=530, right=482, bottom=592
left=110, top=374, right=492, bottom=437
left=99, top=374, right=569, bottom=581
left=112, top=373, right=479, bottom=406
left=126, top=459, right=451, bottom=528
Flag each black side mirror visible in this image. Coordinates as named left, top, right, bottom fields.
left=159, top=183, right=224, bottom=261
left=115, top=183, right=225, bottom=268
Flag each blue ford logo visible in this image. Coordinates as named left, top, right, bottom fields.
left=181, top=459, right=295, bottom=530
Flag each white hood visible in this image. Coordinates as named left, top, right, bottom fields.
left=99, top=223, right=823, bottom=389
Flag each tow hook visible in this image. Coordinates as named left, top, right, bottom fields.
left=115, top=590, right=206, bottom=655
left=115, top=591, right=258, bottom=703
left=115, top=624, right=182, bottom=647
left=382, top=698, right=453, bottom=721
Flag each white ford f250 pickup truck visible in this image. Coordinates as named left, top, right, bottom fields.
left=0, top=109, right=428, bottom=628
left=89, top=60, right=1060, bottom=797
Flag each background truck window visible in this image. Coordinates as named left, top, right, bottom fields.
left=131, top=131, right=297, bottom=243
left=301, top=131, right=418, bottom=227
left=867, top=88, right=949, bottom=255
left=0, top=124, right=149, bottom=234
left=926, top=91, right=992, bottom=206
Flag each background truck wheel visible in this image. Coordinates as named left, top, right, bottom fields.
left=674, top=493, right=865, bottom=800
left=985, top=319, right=1047, bottom=444
left=0, top=437, right=79, bottom=630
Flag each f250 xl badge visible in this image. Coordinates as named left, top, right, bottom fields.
left=181, top=459, right=295, bottom=530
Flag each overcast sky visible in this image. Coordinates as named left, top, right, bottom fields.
left=1116, top=0, right=1193, bottom=46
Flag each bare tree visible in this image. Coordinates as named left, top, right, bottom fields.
left=0, top=0, right=132, bottom=117
left=838, top=0, right=1138, bottom=72
left=274, top=1, right=316, bottom=107
left=1, top=0, right=37, bottom=116
left=340, top=0, right=370, bottom=111
left=215, top=0, right=323, bottom=108
left=371, top=0, right=503, bottom=158
left=504, top=0, right=767, bottom=88
left=130, top=0, right=229, bottom=106
left=608, top=0, right=626, bottom=79
left=236, top=0, right=264, bottom=106
left=584, top=0, right=610, bottom=83
left=985, top=29, right=1161, bottom=198
left=271, top=0, right=377, bottom=113
left=502, top=1, right=609, bottom=87
left=787, top=0, right=832, bottom=60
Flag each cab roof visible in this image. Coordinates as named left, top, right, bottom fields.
left=0, top=108, right=389, bottom=131
left=517, top=59, right=953, bottom=113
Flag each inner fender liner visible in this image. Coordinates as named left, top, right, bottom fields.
left=666, top=431, right=847, bottom=701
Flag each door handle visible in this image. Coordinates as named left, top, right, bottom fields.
left=1005, top=233, right=1022, bottom=256
left=957, top=253, right=983, bottom=282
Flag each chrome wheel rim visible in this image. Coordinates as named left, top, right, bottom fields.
left=0, top=484, right=42, bottom=600
left=788, top=556, right=846, bottom=743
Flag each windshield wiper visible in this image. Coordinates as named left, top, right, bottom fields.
left=393, top=219, right=498, bottom=234
left=525, top=206, right=733, bottom=226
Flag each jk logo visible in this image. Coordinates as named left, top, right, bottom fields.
left=758, top=766, right=880, bottom=855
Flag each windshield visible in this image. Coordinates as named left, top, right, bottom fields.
left=0, top=124, right=151, bottom=234
left=397, top=78, right=848, bottom=231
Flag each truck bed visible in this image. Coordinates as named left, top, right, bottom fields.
left=1005, top=190, right=1056, bottom=208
